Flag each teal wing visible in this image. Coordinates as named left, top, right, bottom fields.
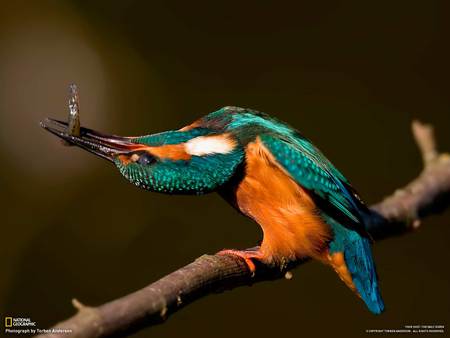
left=212, top=107, right=369, bottom=234
left=260, top=132, right=369, bottom=236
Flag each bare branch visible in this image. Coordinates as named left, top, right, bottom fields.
left=412, top=119, right=438, bottom=165
left=367, top=120, right=450, bottom=239
left=36, top=121, right=450, bottom=338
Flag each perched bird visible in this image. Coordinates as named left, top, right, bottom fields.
left=41, top=106, right=384, bottom=314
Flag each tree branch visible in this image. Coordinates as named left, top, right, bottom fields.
left=36, top=121, right=450, bottom=338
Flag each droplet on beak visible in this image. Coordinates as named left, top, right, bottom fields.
left=63, top=83, right=81, bottom=146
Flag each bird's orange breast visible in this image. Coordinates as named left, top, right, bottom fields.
left=234, top=137, right=332, bottom=263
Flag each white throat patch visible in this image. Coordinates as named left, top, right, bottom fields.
left=185, top=134, right=236, bottom=156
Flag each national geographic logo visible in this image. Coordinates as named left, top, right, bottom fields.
left=4, top=317, right=36, bottom=327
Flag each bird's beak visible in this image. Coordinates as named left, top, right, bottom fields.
left=40, top=118, right=141, bottom=162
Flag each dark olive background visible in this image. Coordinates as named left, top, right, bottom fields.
left=1, top=1, right=449, bottom=337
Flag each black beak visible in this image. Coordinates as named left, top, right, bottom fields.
left=40, top=118, right=141, bottom=162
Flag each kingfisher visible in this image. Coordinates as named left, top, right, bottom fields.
left=41, top=106, right=384, bottom=314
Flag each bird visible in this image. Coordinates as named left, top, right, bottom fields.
left=41, top=106, right=384, bottom=314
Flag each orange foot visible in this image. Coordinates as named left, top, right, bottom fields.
left=217, top=247, right=264, bottom=275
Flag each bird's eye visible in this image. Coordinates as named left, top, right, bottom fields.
left=137, top=152, right=157, bottom=165
left=129, top=152, right=157, bottom=165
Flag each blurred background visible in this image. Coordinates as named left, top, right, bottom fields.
left=1, top=1, right=449, bottom=337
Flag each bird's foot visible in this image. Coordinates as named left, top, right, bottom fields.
left=217, top=246, right=263, bottom=275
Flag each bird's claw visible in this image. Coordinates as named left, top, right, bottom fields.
left=217, top=248, right=263, bottom=276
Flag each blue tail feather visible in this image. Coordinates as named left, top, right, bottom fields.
left=327, top=216, right=385, bottom=314
left=345, top=236, right=385, bottom=314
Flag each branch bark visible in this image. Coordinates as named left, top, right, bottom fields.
left=36, top=121, right=450, bottom=338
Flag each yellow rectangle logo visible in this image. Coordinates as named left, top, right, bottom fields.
left=5, top=317, right=12, bottom=327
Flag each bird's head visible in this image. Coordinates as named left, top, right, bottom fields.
left=40, top=108, right=249, bottom=194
